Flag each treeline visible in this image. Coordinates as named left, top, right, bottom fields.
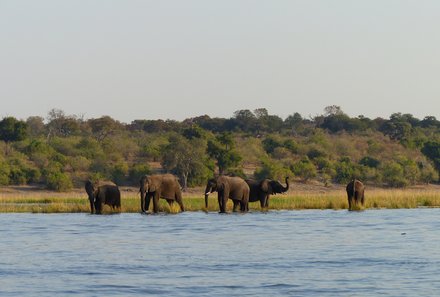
left=1, top=106, right=440, bottom=191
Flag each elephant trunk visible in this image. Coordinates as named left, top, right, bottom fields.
left=283, top=177, right=290, bottom=192
left=204, top=185, right=212, bottom=208
left=140, top=187, right=146, bottom=212
left=205, top=193, right=209, bottom=208
left=89, top=198, right=94, bottom=214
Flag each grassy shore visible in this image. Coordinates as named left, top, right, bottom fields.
left=1, top=185, right=440, bottom=213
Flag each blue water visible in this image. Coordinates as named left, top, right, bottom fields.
left=0, top=209, right=439, bottom=296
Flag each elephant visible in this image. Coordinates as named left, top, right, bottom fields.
left=85, top=180, right=121, bottom=214
left=204, top=175, right=250, bottom=213
left=245, top=177, right=289, bottom=209
left=346, top=179, right=365, bottom=210
left=139, top=174, right=185, bottom=213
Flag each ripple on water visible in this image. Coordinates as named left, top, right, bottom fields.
left=1, top=209, right=440, bottom=296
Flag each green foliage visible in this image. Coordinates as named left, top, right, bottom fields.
left=0, top=108, right=439, bottom=190
left=254, top=158, right=293, bottom=180
left=0, top=117, right=27, bottom=143
left=334, top=157, right=359, bottom=184
left=0, top=162, right=10, bottom=185
left=43, top=161, right=73, bottom=191
left=162, top=135, right=212, bottom=188
left=46, top=171, right=73, bottom=191
left=291, top=157, right=317, bottom=181
left=128, top=163, right=151, bottom=185
left=382, top=162, right=408, bottom=187
left=207, top=133, right=242, bottom=175
left=359, top=156, right=380, bottom=168
left=111, top=161, right=129, bottom=185
left=421, top=141, right=440, bottom=176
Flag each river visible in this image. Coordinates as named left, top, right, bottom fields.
left=0, top=209, right=439, bottom=296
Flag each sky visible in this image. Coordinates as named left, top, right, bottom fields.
left=1, top=0, right=440, bottom=123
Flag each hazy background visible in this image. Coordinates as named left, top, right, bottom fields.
left=1, top=0, right=439, bottom=123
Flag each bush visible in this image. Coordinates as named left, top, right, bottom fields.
left=420, top=162, right=438, bottom=183
left=254, top=158, right=293, bottom=180
left=334, top=157, right=359, bottom=184
left=111, top=162, right=129, bottom=185
left=128, top=163, right=151, bottom=185
left=291, top=157, right=317, bottom=181
left=9, top=166, right=27, bottom=185
left=382, top=162, right=408, bottom=187
left=359, top=156, right=380, bottom=168
left=0, top=163, right=10, bottom=185
left=46, top=171, right=73, bottom=191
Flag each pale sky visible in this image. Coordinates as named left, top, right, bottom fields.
left=1, top=1, right=439, bottom=123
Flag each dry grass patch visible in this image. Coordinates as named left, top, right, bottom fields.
left=0, top=186, right=440, bottom=213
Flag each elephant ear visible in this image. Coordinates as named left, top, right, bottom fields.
left=148, top=178, right=158, bottom=192
left=260, top=179, right=272, bottom=194
left=85, top=180, right=95, bottom=196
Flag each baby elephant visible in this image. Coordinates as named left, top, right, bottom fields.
left=85, top=180, right=121, bottom=214
left=346, top=179, right=365, bottom=210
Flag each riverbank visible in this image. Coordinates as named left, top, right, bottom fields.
left=1, top=183, right=440, bottom=213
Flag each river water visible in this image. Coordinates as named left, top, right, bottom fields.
left=0, top=209, right=439, bottom=296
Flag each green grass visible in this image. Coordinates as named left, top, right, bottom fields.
left=1, top=188, right=440, bottom=213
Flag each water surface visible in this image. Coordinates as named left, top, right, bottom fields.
left=0, top=209, right=439, bottom=296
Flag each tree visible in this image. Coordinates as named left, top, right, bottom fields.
left=46, top=109, right=81, bottom=138
left=0, top=117, right=27, bottom=155
left=162, top=134, right=210, bottom=189
left=421, top=141, right=440, bottom=181
left=207, top=133, right=242, bottom=175
left=88, top=116, right=124, bottom=142
left=26, top=116, right=45, bottom=137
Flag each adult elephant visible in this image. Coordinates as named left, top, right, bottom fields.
left=139, top=174, right=185, bottom=213
left=245, top=177, right=289, bottom=209
left=204, top=176, right=250, bottom=213
left=85, top=180, right=121, bottom=214
left=346, top=179, right=365, bottom=210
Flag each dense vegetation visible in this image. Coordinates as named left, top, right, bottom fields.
left=1, top=106, right=440, bottom=191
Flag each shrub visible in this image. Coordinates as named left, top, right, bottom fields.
left=0, top=163, right=10, bottom=185
left=382, top=162, right=408, bottom=187
left=111, top=162, right=129, bottom=185
left=359, top=156, right=380, bottom=168
left=9, top=166, right=27, bottom=185
left=46, top=171, right=73, bottom=191
left=128, top=163, right=151, bottom=185
left=334, top=157, right=358, bottom=184
left=291, top=157, right=317, bottom=181
left=254, top=158, right=293, bottom=180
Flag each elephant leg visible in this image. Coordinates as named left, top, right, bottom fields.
left=176, top=192, right=185, bottom=212
left=146, top=193, right=152, bottom=212
left=218, top=195, right=224, bottom=213
left=217, top=191, right=226, bottom=213
left=221, top=197, right=228, bottom=213
left=348, top=197, right=352, bottom=210
left=167, top=199, right=174, bottom=212
left=152, top=192, right=160, bottom=213
left=232, top=200, right=239, bottom=212
left=361, top=194, right=365, bottom=206
left=241, top=200, right=249, bottom=212
left=94, top=201, right=101, bottom=215
left=141, top=194, right=146, bottom=212
left=89, top=200, right=94, bottom=214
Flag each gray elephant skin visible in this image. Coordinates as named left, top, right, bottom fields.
left=85, top=180, right=121, bottom=214
left=204, top=175, right=250, bottom=213
left=139, top=174, right=185, bottom=213
left=346, top=179, right=365, bottom=210
left=245, top=177, right=289, bottom=209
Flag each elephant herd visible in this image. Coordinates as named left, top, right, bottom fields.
left=85, top=174, right=365, bottom=214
